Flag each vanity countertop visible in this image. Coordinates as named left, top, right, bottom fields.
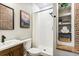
left=0, top=38, right=31, bottom=51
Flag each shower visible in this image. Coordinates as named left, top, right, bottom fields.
left=32, top=3, right=54, bottom=55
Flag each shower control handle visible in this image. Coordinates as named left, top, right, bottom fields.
left=54, top=15, right=56, bottom=18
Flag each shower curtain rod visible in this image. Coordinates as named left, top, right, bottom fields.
left=33, top=7, right=53, bottom=13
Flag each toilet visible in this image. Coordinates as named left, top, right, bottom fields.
left=23, top=38, right=41, bottom=56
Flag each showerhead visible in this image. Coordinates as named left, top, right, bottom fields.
left=49, top=12, right=56, bottom=18
left=49, top=12, right=53, bottom=17
left=49, top=12, right=53, bottom=14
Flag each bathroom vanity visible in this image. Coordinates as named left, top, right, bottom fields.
left=0, top=44, right=24, bottom=56
left=0, top=38, right=31, bottom=56
left=57, top=3, right=79, bottom=52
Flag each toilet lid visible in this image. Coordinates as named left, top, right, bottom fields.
left=27, top=48, right=41, bottom=54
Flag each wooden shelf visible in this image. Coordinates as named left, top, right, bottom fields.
left=59, top=32, right=71, bottom=34
left=58, top=3, right=71, bottom=42
left=59, top=13, right=71, bottom=17
left=59, top=23, right=71, bottom=25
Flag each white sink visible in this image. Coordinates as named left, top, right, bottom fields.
left=0, top=39, right=20, bottom=50
left=4, top=39, right=20, bottom=45
left=0, top=43, right=3, bottom=47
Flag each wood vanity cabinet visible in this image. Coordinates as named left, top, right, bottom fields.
left=0, top=44, right=24, bottom=56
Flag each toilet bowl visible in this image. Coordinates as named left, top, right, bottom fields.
left=23, top=38, right=41, bottom=56
left=27, top=48, right=41, bottom=56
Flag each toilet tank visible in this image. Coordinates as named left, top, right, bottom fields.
left=23, top=38, right=31, bottom=50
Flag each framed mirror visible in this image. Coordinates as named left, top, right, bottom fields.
left=0, top=3, right=14, bottom=30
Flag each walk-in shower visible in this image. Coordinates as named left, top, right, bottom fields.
left=32, top=3, right=54, bottom=55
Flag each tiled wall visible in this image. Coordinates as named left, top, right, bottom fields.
left=74, top=3, right=79, bottom=49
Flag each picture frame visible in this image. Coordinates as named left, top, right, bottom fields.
left=20, top=10, right=30, bottom=28
left=0, top=3, right=14, bottom=30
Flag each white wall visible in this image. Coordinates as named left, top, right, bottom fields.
left=0, top=3, right=32, bottom=41
left=53, top=3, right=58, bottom=56
left=32, top=4, right=39, bottom=47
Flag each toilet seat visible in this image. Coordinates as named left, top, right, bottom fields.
left=27, top=48, right=41, bottom=55
left=27, top=48, right=41, bottom=54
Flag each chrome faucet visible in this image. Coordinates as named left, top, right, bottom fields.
left=1, top=35, right=6, bottom=43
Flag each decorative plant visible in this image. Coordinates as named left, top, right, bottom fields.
left=60, top=3, right=69, bottom=8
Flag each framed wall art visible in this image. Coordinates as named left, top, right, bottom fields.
left=0, top=3, right=14, bottom=30
left=20, top=10, right=30, bottom=28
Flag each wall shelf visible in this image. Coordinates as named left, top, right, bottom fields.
left=57, top=3, right=79, bottom=52
left=58, top=3, right=71, bottom=42
left=59, top=13, right=71, bottom=17
left=59, top=23, right=71, bottom=25
left=59, top=32, right=71, bottom=34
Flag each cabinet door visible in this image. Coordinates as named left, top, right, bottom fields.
left=2, top=53, right=10, bottom=56
left=10, top=44, right=24, bottom=56
left=0, top=44, right=24, bottom=56
left=0, top=48, right=10, bottom=56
